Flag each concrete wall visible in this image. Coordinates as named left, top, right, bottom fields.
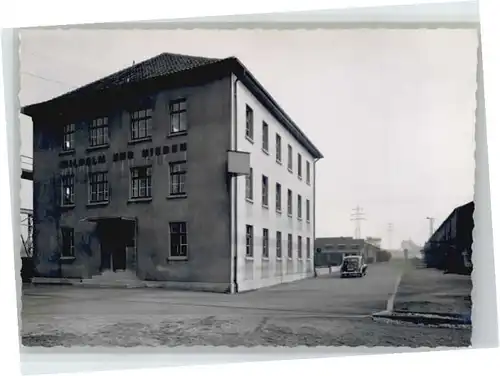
left=32, top=77, right=233, bottom=290
left=233, top=76, right=315, bottom=291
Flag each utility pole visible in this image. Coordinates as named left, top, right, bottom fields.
left=387, top=222, right=394, bottom=250
left=350, top=206, right=366, bottom=239
left=426, top=217, right=435, bottom=238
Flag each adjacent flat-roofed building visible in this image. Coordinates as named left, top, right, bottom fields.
left=314, top=237, right=379, bottom=266
left=22, top=52, right=323, bottom=293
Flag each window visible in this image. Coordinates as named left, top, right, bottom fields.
left=169, top=222, right=188, bottom=258
left=298, top=236, right=303, bottom=259
left=246, top=225, right=254, bottom=257
left=130, top=107, right=153, bottom=140
left=262, top=122, right=269, bottom=152
left=276, top=231, right=282, bottom=259
left=62, top=123, right=75, bottom=151
left=169, top=161, right=187, bottom=196
left=306, top=237, right=311, bottom=259
left=61, top=174, right=75, bottom=206
left=263, top=228, right=269, bottom=258
left=297, top=195, right=302, bottom=220
left=245, top=168, right=253, bottom=201
left=275, top=183, right=282, bottom=212
left=287, top=233, right=293, bottom=259
left=306, top=199, right=310, bottom=222
left=276, top=134, right=282, bottom=163
left=89, top=117, right=109, bottom=147
left=297, top=153, right=302, bottom=179
left=287, top=145, right=293, bottom=171
left=130, top=166, right=152, bottom=199
left=287, top=189, right=292, bottom=216
left=306, top=161, right=311, bottom=185
left=61, top=227, right=74, bottom=257
left=88, top=172, right=109, bottom=203
left=338, top=244, right=346, bottom=250
left=262, top=175, right=269, bottom=207
left=245, top=105, right=254, bottom=140
left=170, top=99, right=187, bottom=134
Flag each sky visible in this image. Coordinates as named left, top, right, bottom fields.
left=18, top=28, right=477, bottom=249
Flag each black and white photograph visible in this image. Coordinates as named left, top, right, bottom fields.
left=18, top=26, right=476, bottom=348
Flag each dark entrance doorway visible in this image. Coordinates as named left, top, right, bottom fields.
left=90, top=217, right=136, bottom=273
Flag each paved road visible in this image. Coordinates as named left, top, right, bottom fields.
left=21, top=261, right=470, bottom=347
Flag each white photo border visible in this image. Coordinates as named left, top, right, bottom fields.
left=1, top=1, right=499, bottom=376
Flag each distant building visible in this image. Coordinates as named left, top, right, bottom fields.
left=21, top=52, right=323, bottom=293
left=400, top=239, right=422, bottom=259
left=314, top=237, right=379, bottom=266
left=422, top=201, right=474, bottom=274
left=365, top=237, right=382, bottom=249
left=388, top=249, right=404, bottom=258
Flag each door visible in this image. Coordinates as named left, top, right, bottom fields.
left=99, top=229, right=113, bottom=271
left=98, top=220, right=127, bottom=272
left=112, top=238, right=127, bottom=271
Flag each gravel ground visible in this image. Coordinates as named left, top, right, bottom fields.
left=393, top=265, right=472, bottom=315
left=21, top=262, right=471, bottom=348
left=21, top=313, right=471, bottom=348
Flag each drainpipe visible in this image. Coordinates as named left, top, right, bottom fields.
left=231, top=75, right=241, bottom=293
left=313, top=157, right=319, bottom=277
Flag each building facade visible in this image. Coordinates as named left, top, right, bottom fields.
left=22, top=53, right=323, bottom=293
left=235, top=81, right=320, bottom=290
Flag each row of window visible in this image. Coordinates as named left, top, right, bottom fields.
left=245, top=225, right=311, bottom=260
left=62, top=99, right=188, bottom=152
left=245, top=105, right=311, bottom=185
left=60, top=162, right=187, bottom=206
left=60, top=221, right=188, bottom=259
left=323, top=244, right=361, bottom=251
left=245, top=168, right=311, bottom=221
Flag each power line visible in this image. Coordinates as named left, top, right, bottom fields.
left=24, top=50, right=110, bottom=76
left=350, top=206, right=366, bottom=239
left=21, top=71, right=78, bottom=89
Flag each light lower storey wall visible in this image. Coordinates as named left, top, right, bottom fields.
left=237, top=271, right=314, bottom=292
left=236, top=258, right=315, bottom=292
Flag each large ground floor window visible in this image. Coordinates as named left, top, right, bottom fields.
left=169, top=222, right=188, bottom=259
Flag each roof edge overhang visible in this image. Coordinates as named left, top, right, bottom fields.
left=427, top=200, right=475, bottom=241
left=228, top=57, right=323, bottom=159
left=21, top=59, right=232, bottom=120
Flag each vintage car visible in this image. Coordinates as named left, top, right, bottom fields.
left=340, top=255, right=367, bottom=278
